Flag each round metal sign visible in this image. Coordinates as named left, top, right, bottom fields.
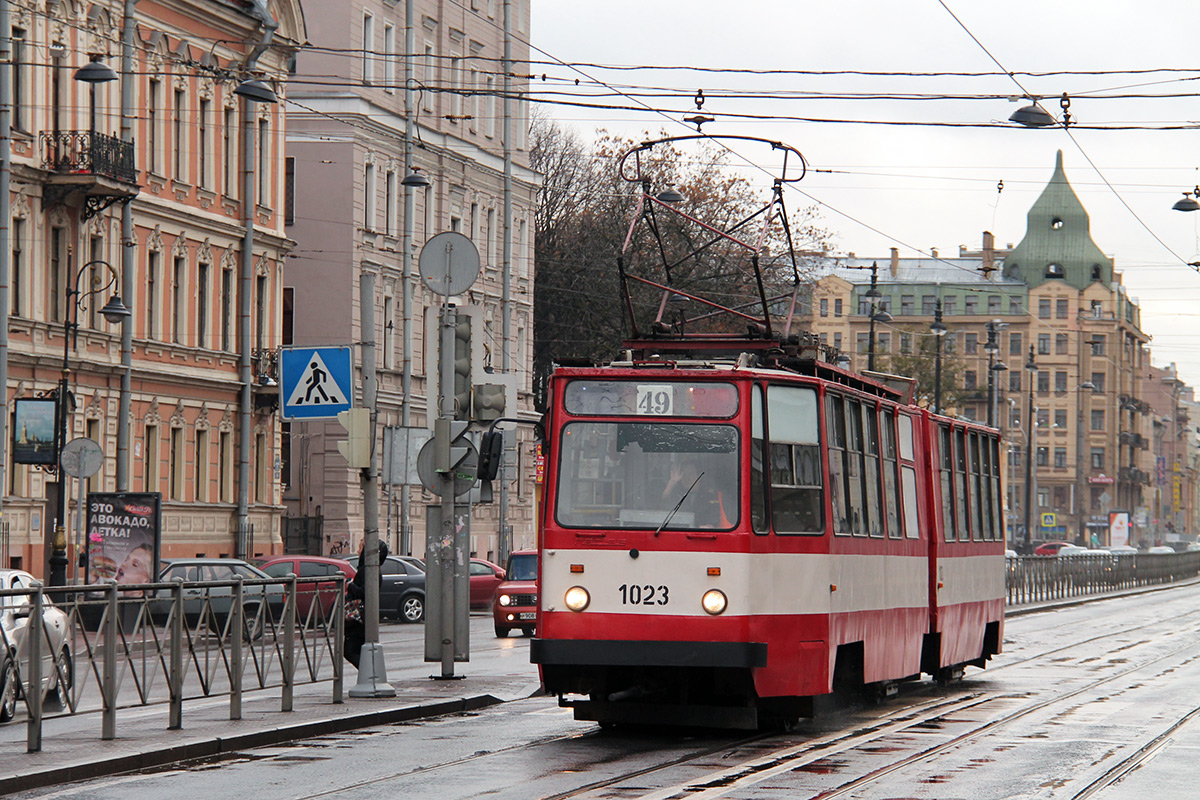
left=416, top=437, right=478, bottom=498
left=60, top=437, right=104, bottom=478
left=418, top=231, right=481, bottom=296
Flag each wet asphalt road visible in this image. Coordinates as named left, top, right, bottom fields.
left=13, top=584, right=1200, bottom=800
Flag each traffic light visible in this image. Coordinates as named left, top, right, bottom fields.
left=477, top=429, right=504, bottom=482
left=336, top=408, right=371, bottom=468
left=453, top=316, right=471, bottom=420
left=472, top=383, right=506, bottom=421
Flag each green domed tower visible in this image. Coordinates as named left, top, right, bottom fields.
left=1002, top=150, right=1113, bottom=291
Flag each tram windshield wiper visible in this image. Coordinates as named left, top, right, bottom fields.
left=654, top=471, right=704, bottom=537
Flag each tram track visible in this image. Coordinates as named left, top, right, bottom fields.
left=550, top=610, right=1200, bottom=799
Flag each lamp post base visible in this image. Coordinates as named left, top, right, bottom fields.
left=348, top=643, right=396, bottom=698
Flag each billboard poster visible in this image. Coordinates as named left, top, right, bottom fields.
left=1109, top=510, right=1130, bottom=548
left=12, top=398, right=58, bottom=465
left=86, top=492, right=162, bottom=587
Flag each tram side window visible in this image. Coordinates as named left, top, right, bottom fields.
left=849, top=398, right=868, bottom=534
left=991, top=437, right=1003, bottom=540
left=955, top=429, right=970, bottom=542
left=881, top=409, right=901, bottom=539
left=939, top=425, right=955, bottom=542
left=969, top=433, right=984, bottom=541
left=766, top=386, right=823, bottom=534
left=979, top=433, right=994, bottom=541
left=827, top=394, right=851, bottom=535
left=899, top=413, right=920, bottom=539
left=845, top=399, right=867, bottom=536
left=750, top=385, right=768, bottom=534
left=862, top=404, right=884, bottom=537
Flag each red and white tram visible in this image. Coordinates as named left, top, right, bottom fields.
left=530, top=359, right=1005, bottom=729
left=528, top=135, right=1005, bottom=729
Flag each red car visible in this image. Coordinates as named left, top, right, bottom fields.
left=470, top=558, right=507, bottom=609
left=1033, top=541, right=1074, bottom=556
left=493, top=550, right=538, bottom=637
left=253, top=556, right=355, bottom=619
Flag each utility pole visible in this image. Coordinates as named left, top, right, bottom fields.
left=497, top=0, right=514, bottom=567
left=349, top=271, right=395, bottom=697
left=1024, top=346, right=1037, bottom=548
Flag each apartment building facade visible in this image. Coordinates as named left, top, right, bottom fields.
left=2, top=0, right=303, bottom=576
left=805, top=152, right=1160, bottom=548
left=285, top=0, right=540, bottom=562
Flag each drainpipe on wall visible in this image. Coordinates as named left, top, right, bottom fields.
left=0, top=0, right=12, bottom=522
left=237, top=1, right=277, bottom=558
left=116, top=0, right=138, bottom=491
left=399, top=0, right=415, bottom=556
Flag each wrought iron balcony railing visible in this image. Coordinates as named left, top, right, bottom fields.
left=40, top=130, right=137, bottom=184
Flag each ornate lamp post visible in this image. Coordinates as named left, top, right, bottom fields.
left=984, top=320, right=1000, bottom=426
left=1023, top=346, right=1038, bottom=549
left=930, top=300, right=947, bottom=413
left=865, top=262, right=891, bottom=371
left=51, top=260, right=130, bottom=585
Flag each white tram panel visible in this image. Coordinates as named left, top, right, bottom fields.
left=541, top=549, right=930, bottom=617
left=935, top=553, right=1006, bottom=607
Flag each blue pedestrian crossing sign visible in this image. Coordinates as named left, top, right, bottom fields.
left=280, top=347, right=354, bottom=420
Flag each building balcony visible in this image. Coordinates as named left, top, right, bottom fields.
left=1118, top=431, right=1149, bottom=449
left=1118, top=467, right=1151, bottom=485
left=39, top=130, right=139, bottom=219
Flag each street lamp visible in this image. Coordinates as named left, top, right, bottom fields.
left=1075, top=379, right=1097, bottom=544
left=984, top=320, right=1000, bottom=426
left=865, top=261, right=891, bottom=371
left=73, top=57, right=118, bottom=185
left=930, top=299, right=947, bottom=414
left=51, top=260, right=130, bottom=585
left=1172, top=188, right=1200, bottom=212
left=1023, top=346, right=1038, bottom=549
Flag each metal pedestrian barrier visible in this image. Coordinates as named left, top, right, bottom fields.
left=0, top=574, right=344, bottom=752
left=1006, top=551, right=1200, bottom=605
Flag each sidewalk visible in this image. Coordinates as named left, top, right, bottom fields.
left=0, top=641, right=544, bottom=795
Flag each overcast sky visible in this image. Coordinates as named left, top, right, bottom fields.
left=531, top=1, right=1200, bottom=387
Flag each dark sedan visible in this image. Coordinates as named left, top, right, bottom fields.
left=345, top=555, right=426, bottom=623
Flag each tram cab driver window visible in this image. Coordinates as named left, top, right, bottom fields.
left=661, top=451, right=734, bottom=529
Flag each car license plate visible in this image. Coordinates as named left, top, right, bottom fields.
left=517, top=612, right=536, bottom=620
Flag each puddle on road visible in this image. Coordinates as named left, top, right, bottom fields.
left=790, top=758, right=848, bottom=774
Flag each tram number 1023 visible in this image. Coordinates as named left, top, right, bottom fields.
left=618, top=583, right=670, bottom=606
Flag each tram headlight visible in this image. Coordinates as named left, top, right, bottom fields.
left=702, top=589, right=728, bottom=616
left=564, top=586, right=590, bottom=612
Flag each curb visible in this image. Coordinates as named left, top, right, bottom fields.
left=1005, top=574, right=1200, bottom=617
left=3, top=694, right=502, bottom=796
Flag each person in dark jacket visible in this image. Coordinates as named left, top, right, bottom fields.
left=345, top=538, right=389, bottom=668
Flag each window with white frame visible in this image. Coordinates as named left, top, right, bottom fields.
left=362, top=12, right=375, bottom=84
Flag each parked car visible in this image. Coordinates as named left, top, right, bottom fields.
left=470, top=559, right=506, bottom=610
left=1107, top=546, right=1138, bottom=556
left=153, top=558, right=286, bottom=638
left=396, top=556, right=426, bottom=572
left=0, top=570, right=72, bottom=723
left=1034, top=541, right=1074, bottom=556
left=252, top=556, right=354, bottom=619
left=493, top=550, right=538, bottom=638
left=1147, top=546, right=1176, bottom=555
left=345, top=555, right=426, bottom=623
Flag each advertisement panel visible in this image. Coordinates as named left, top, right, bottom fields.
left=12, top=398, right=58, bottom=465
left=86, top=492, right=162, bottom=586
left=1109, top=510, right=1130, bottom=548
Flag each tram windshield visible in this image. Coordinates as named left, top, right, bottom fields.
left=555, top=422, right=739, bottom=531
